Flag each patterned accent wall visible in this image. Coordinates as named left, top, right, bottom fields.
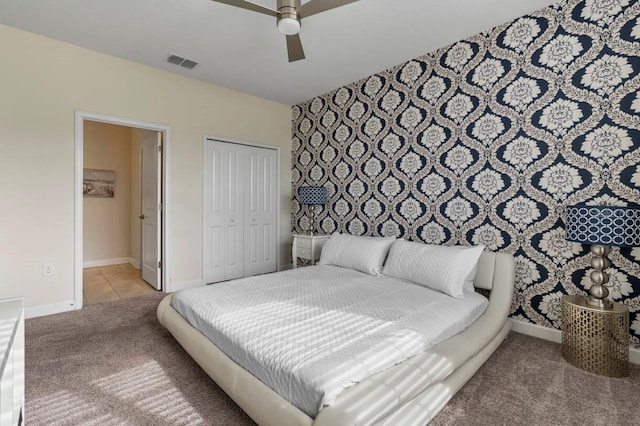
left=291, top=0, right=640, bottom=347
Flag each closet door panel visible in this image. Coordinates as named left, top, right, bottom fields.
left=244, top=148, right=277, bottom=276
left=209, top=226, right=223, bottom=270
left=204, top=139, right=277, bottom=283
left=247, top=223, right=258, bottom=264
left=260, top=153, right=276, bottom=266
left=204, top=142, right=245, bottom=283
left=204, top=142, right=226, bottom=284
left=224, top=146, right=245, bottom=281
left=262, top=223, right=274, bottom=263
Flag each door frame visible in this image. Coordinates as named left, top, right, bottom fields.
left=202, top=135, right=281, bottom=285
left=74, top=111, right=171, bottom=309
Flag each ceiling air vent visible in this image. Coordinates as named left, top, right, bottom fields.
left=166, top=54, right=198, bottom=70
left=181, top=59, right=198, bottom=70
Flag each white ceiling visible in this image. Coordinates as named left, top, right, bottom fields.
left=0, top=0, right=557, bottom=105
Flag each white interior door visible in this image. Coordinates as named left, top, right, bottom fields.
left=204, top=141, right=245, bottom=284
left=244, top=147, right=277, bottom=276
left=141, top=133, right=161, bottom=289
left=204, top=142, right=225, bottom=284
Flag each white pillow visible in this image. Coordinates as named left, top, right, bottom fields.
left=319, top=233, right=396, bottom=275
left=382, top=240, right=485, bottom=299
left=463, top=280, right=475, bottom=293
left=463, top=262, right=480, bottom=292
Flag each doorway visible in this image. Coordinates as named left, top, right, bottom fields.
left=75, top=112, right=170, bottom=309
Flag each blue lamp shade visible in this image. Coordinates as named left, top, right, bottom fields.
left=565, top=205, right=640, bottom=248
left=299, top=186, right=327, bottom=205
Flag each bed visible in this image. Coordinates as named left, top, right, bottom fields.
left=157, top=236, right=514, bottom=425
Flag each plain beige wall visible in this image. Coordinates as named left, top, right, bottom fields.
left=83, top=121, right=132, bottom=262
left=0, top=24, right=292, bottom=310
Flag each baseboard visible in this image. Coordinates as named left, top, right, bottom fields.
left=510, top=319, right=640, bottom=365
left=129, top=258, right=140, bottom=269
left=167, top=279, right=203, bottom=293
left=510, top=319, right=562, bottom=343
left=279, top=263, right=293, bottom=271
left=83, top=257, right=132, bottom=268
left=25, top=300, right=76, bottom=319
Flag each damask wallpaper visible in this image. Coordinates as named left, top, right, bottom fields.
left=291, top=0, right=640, bottom=347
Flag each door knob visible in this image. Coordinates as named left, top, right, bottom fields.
left=139, top=215, right=145, bottom=220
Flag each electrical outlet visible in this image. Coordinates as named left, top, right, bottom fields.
left=43, top=263, right=55, bottom=276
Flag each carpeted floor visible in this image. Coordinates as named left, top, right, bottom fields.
left=430, top=331, right=640, bottom=426
left=25, top=293, right=640, bottom=425
left=26, top=292, right=253, bottom=426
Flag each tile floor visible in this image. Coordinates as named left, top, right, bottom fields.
left=83, top=263, right=157, bottom=305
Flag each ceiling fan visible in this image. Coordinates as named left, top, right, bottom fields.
left=211, top=0, right=360, bottom=62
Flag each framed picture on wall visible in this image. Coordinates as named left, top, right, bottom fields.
left=83, top=168, right=115, bottom=198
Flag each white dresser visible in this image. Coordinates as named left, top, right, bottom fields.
left=0, top=298, right=24, bottom=426
left=292, top=234, right=330, bottom=268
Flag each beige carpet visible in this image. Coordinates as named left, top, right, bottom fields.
left=26, top=293, right=254, bottom=426
left=26, top=293, right=640, bottom=425
left=430, top=331, right=640, bottom=426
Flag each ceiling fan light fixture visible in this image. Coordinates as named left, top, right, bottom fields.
left=209, top=0, right=359, bottom=62
left=277, top=15, right=300, bottom=35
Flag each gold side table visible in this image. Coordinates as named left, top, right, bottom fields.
left=561, top=295, right=629, bottom=377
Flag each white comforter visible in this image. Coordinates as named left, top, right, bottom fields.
left=171, top=265, right=488, bottom=417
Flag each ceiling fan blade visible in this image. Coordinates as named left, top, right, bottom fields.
left=298, top=0, right=360, bottom=18
left=210, top=0, right=277, bottom=17
left=286, top=34, right=305, bottom=62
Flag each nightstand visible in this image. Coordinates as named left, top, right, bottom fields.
left=561, top=295, right=629, bottom=377
left=292, top=234, right=330, bottom=268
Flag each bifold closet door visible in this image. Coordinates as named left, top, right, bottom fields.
left=204, top=141, right=245, bottom=283
left=244, top=147, right=277, bottom=277
left=204, top=140, right=278, bottom=284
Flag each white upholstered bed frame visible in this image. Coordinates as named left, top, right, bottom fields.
left=157, top=251, right=514, bottom=425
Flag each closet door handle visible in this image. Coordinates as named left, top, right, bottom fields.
left=139, top=215, right=145, bottom=220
